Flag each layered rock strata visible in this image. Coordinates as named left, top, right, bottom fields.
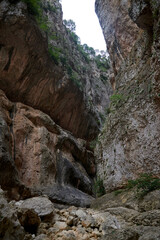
left=95, top=0, right=160, bottom=191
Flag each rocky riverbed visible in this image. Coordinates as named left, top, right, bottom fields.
left=1, top=187, right=160, bottom=240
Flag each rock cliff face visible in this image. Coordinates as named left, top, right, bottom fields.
left=0, top=89, right=95, bottom=206
left=0, top=0, right=111, bottom=140
left=0, top=0, right=112, bottom=205
left=95, top=0, right=160, bottom=191
left=95, top=0, right=141, bottom=74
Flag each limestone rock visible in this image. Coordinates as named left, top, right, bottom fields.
left=0, top=90, right=19, bottom=191
left=139, top=190, right=160, bottom=211
left=43, top=185, right=94, bottom=207
left=0, top=188, right=25, bottom=240
left=95, top=0, right=160, bottom=191
left=53, top=221, right=68, bottom=231
left=132, top=210, right=160, bottom=226
left=0, top=90, right=94, bottom=206
left=75, top=209, right=87, bottom=219
left=129, top=0, right=153, bottom=30
left=34, top=234, right=49, bottom=240
left=91, top=189, right=160, bottom=239
left=91, top=188, right=139, bottom=211
left=0, top=0, right=112, bottom=140
left=18, top=196, right=55, bottom=222
left=95, top=0, right=140, bottom=73
left=17, top=208, right=41, bottom=234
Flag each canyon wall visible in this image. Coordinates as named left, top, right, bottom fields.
left=95, top=0, right=160, bottom=191
left=0, top=89, right=95, bottom=206
left=0, top=0, right=111, bottom=140
left=0, top=0, right=112, bottom=205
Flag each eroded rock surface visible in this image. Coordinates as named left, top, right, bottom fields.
left=0, top=0, right=112, bottom=140
left=95, top=0, right=160, bottom=191
left=0, top=188, right=25, bottom=240
left=91, top=189, right=160, bottom=240
left=95, top=0, right=141, bottom=73
left=0, top=89, right=94, bottom=206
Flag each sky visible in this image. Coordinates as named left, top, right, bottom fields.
left=61, top=0, right=106, bottom=52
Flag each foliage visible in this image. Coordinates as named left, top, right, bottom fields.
left=63, top=19, right=110, bottom=71
left=89, top=137, right=98, bottom=150
left=95, top=52, right=110, bottom=72
left=67, top=69, right=83, bottom=89
left=77, top=44, right=90, bottom=63
left=24, top=1, right=110, bottom=77
left=22, top=0, right=41, bottom=16
left=110, top=94, right=124, bottom=105
left=63, top=19, right=76, bottom=32
left=22, top=0, right=50, bottom=33
left=48, top=45, right=61, bottom=65
left=93, top=176, right=106, bottom=198
left=127, top=173, right=160, bottom=198
left=82, top=44, right=96, bottom=58
left=114, top=189, right=124, bottom=196
left=37, top=15, right=49, bottom=32
left=70, top=32, right=81, bottom=45
left=100, top=74, right=108, bottom=83
left=43, top=2, right=57, bottom=13
left=105, top=107, right=111, bottom=114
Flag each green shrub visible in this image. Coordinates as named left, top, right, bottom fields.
left=89, top=137, right=98, bottom=150
left=70, top=71, right=82, bottom=89
left=70, top=32, right=80, bottom=45
left=95, top=54, right=110, bottom=72
left=93, top=176, right=106, bottom=197
left=63, top=19, right=76, bottom=32
left=22, top=0, right=41, bottom=16
left=48, top=46, right=61, bottom=65
left=100, top=74, right=108, bottom=83
left=110, top=94, right=124, bottom=105
left=105, top=107, right=111, bottom=114
left=44, top=2, right=57, bottom=13
left=114, top=189, right=124, bottom=196
left=127, top=173, right=160, bottom=198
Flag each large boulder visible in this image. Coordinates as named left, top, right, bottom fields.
left=18, top=196, right=55, bottom=222
left=43, top=185, right=94, bottom=208
left=0, top=188, right=25, bottom=240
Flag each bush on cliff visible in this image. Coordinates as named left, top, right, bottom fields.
left=127, top=173, right=160, bottom=198
left=22, top=0, right=41, bottom=16
left=93, top=176, right=106, bottom=198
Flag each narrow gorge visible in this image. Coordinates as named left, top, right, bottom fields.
left=0, top=0, right=160, bottom=239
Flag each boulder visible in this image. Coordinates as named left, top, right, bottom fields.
left=17, top=208, right=41, bottom=234
left=18, top=196, right=55, bottom=222
left=0, top=188, right=25, bottom=240
left=43, top=184, right=94, bottom=207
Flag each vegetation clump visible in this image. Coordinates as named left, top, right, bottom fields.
left=23, top=1, right=110, bottom=88
left=22, top=0, right=41, bottom=15
left=93, top=176, right=106, bottom=198
left=63, top=19, right=110, bottom=72
left=110, top=94, right=125, bottom=105
left=127, top=173, right=160, bottom=198
left=114, top=174, right=160, bottom=198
